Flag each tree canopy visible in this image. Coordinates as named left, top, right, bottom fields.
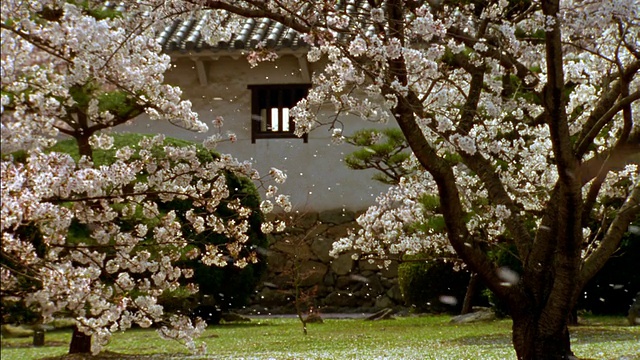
left=189, top=0, right=639, bottom=358
left=1, top=0, right=289, bottom=354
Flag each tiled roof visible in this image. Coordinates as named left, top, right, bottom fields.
left=156, top=0, right=381, bottom=54
left=158, top=11, right=308, bottom=54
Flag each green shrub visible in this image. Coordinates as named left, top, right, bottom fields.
left=1, top=297, right=40, bottom=325
left=51, top=134, right=268, bottom=312
left=191, top=170, right=267, bottom=309
left=344, top=128, right=412, bottom=185
left=1, top=225, right=45, bottom=324
left=398, top=257, right=470, bottom=314
left=157, top=287, right=199, bottom=314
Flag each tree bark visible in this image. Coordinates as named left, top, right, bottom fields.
left=511, top=249, right=580, bottom=360
left=512, top=312, right=574, bottom=360
left=461, top=273, right=478, bottom=315
left=69, top=326, right=92, bottom=354
left=76, top=132, right=93, bottom=160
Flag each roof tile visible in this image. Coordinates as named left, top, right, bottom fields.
left=159, top=12, right=308, bottom=53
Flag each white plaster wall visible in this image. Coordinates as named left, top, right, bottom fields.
left=120, top=55, right=392, bottom=211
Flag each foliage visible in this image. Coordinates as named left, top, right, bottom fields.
left=398, top=258, right=470, bottom=314
left=186, top=171, right=269, bottom=310
left=48, top=133, right=201, bottom=165
left=0, top=296, right=40, bottom=325
left=343, top=128, right=413, bottom=185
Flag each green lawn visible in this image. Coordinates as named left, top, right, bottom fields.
left=1, top=316, right=638, bottom=359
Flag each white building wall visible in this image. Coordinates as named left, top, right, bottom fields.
left=121, top=54, right=392, bottom=212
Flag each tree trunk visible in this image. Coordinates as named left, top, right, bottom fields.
left=568, top=307, right=579, bottom=326
left=512, top=312, right=574, bottom=359
left=461, top=273, right=478, bottom=315
left=69, top=326, right=92, bottom=354
left=33, top=328, right=45, bottom=347
left=76, top=133, right=93, bottom=160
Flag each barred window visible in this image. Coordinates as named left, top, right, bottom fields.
left=248, top=84, right=310, bottom=143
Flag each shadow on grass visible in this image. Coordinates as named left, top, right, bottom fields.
left=40, top=351, right=190, bottom=360
left=1, top=340, right=68, bottom=349
left=570, top=327, right=640, bottom=344
left=215, top=321, right=274, bottom=329
left=446, top=333, right=512, bottom=346
left=446, top=327, right=639, bottom=347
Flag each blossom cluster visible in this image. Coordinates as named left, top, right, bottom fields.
left=1, top=1, right=291, bottom=354
left=1, top=135, right=289, bottom=353
left=276, top=0, right=640, bottom=267
left=332, top=170, right=455, bottom=262
left=0, top=1, right=214, bottom=154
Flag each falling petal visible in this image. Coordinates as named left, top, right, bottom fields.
left=497, top=266, right=520, bottom=286
left=350, top=274, right=369, bottom=283
left=439, top=295, right=458, bottom=306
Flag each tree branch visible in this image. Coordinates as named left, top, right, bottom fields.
left=198, top=0, right=312, bottom=34
left=384, top=0, right=514, bottom=303
left=575, top=59, right=640, bottom=157
left=537, top=0, right=582, bottom=331
left=578, top=182, right=640, bottom=289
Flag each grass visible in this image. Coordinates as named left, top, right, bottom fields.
left=1, top=315, right=638, bottom=360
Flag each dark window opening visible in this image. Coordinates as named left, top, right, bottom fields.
left=248, top=84, right=311, bottom=143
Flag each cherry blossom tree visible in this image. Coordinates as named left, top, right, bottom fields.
left=187, top=0, right=639, bottom=358
left=4, top=0, right=637, bottom=358
left=1, top=0, right=288, bottom=355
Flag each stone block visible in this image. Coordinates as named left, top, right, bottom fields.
left=330, top=252, right=355, bottom=275
left=221, top=313, right=251, bottom=323
left=380, top=261, right=399, bottom=278
left=323, top=272, right=336, bottom=287
left=359, top=259, right=385, bottom=272
left=358, top=259, right=398, bottom=277
left=450, top=309, right=496, bottom=324
left=315, top=284, right=331, bottom=297
left=311, top=236, right=335, bottom=263
left=363, top=274, right=385, bottom=297
left=271, top=273, right=292, bottom=288
left=380, top=277, right=394, bottom=288
left=283, top=227, right=307, bottom=235
left=266, top=250, right=289, bottom=273
left=306, top=223, right=330, bottom=239
left=297, top=261, right=328, bottom=287
left=335, top=275, right=353, bottom=289
left=367, top=306, right=395, bottom=320
left=325, top=222, right=356, bottom=238
left=323, top=291, right=361, bottom=307
left=374, top=296, right=396, bottom=309
left=305, top=312, right=324, bottom=323
left=319, top=209, right=356, bottom=225
left=257, top=288, right=291, bottom=307
left=271, top=239, right=314, bottom=260
left=386, top=285, right=404, bottom=303
left=294, top=212, right=319, bottom=229
left=360, top=270, right=375, bottom=277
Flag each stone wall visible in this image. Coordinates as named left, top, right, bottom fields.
left=246, top=209, right=403, bottom=314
